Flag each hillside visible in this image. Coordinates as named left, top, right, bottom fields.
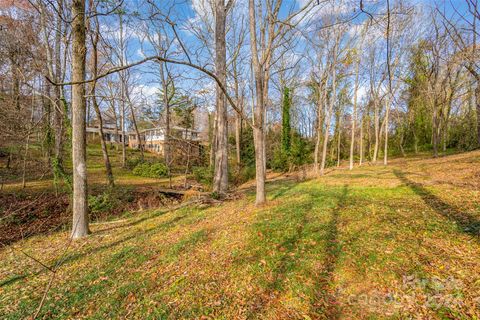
left=1, top=151, right=480, bottom=319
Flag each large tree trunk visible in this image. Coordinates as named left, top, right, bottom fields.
left=248, top=10, right=267, bottom=204
left=71, top=0, right=89, bottom=239
left=253, top=91, right=266, bottom=205
left=212, top=0, right=229, bottom=195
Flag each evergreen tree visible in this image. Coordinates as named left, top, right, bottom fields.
left=405, top=42, right=431, bottom=152
left=281, top=87, right=292, bottom=155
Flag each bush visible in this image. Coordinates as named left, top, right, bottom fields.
left=270, top=131, right=311, bottom=172
left=192, top=166, right=213, bottom=186
left=132, top=162, right=168, bottom=178
left=88, top=187, right=135, bottom=220
left=271, top=147, right=288, bottom=172
left=233, top=165, right=256, bottom=185
left=88, top=192, right=115, bottom=214
left=149, top=162, right=169, bottom=177
left=126, top=156, right=143, bottom=169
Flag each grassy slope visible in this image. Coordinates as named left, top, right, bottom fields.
left=1, top=151, right=480, bottom=319
left=2, top=144, right=179, bottom=192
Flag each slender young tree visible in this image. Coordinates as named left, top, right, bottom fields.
left=88, top=0, right=114, bottom=187
left=349, top=23, right=367, bottom=170
left=248, top=0, right=311, bottom=204
left=320, top=32, right=340, bottom=176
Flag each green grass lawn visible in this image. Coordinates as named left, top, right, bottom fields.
left=1, top=143, right=180, bottom=192
left=1, top=151, right=479, bottom=319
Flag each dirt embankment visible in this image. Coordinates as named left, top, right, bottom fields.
left=0, top=188, right=184, bottom=246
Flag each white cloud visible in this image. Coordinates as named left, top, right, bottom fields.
left=131, top=84, right=158, bottom=105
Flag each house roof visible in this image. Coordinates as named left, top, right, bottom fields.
left=142, top=126, right=200, bottom=133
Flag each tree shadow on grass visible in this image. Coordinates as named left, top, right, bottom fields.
left=312, top=184, right=348, bottom=320
left=94, top=207, right=174, bottom=235
left=271, top=181, right=297, bottom=200
left=242, top=185, right=348, bottom=319
left=394, top=170, right=480, bottom=238
left=1, top=214, right=188, bottom=288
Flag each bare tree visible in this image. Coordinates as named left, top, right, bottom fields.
left=71, top=0, right=89, bottom=239
left=88, top=0, right=114, bottom=187
left=350, top=23, right=367, bottom=170
left=248, top=0, right=312, bottom=204
left=439, top=0, right=480, bottom=146
left=212, top=0, right=229, bottom=195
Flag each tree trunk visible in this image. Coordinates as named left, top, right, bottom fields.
left=383, top=97, right=390, bottom=165
left=89, top=1, right=114, bottom=187
left=336, top=114, right=341, bottom=167
left=119, top=13, right=127, bottom=168
left=121, top=94, right=126, bottom=167
left=320, top=110, right=332, bottom=176
left=235, top=113, right=241, bottom=166
left=213, top=0, right=229, bottom=195
left=359, top=116, right=364, bottom=166
left=54, top=0, right=65, bottom=163
left=320, top=53, right=338, bottom=176
left=125, top=84, right=144, bottom=160
left=253, top=117, right=266, bottom=205
left=349, top=58, right=360, bottom=170
left=235, top=92, right=242, bottom=169
left=209, top=112, right=216, bottom=168
left=372, top=99, right=379, bottom=163
left=110, top=99, right=119, bottom=148
left=432, top=101, right=439, bottom=158
left=71, top=0, right=89, bottom=239
left=476, top=83, right=480, bottom=147
left=92, top=103, right=114, bottom=187
left=314, top=85, right=325, bottom=174
left=22, top=97, right=35, bottom=189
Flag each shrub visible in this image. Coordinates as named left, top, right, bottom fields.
left=271, top=147, right=288, bottom=172
left=132, top=163, right=150, bottom=176
left=88, top=192, right=115, bottom=214
left=192, top=166, right=213, bottom=188
left=233, top=165, right=256, bottom=185
left=132, top=162, right=168, bottom=178
left=88, top=187, right=135, bottom=220
left=126, top=156, right=143, bottom=169
left=149, top=162, right=169, bottom=177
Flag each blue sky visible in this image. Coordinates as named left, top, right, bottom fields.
left=93, top=0, right=475, bottom=132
